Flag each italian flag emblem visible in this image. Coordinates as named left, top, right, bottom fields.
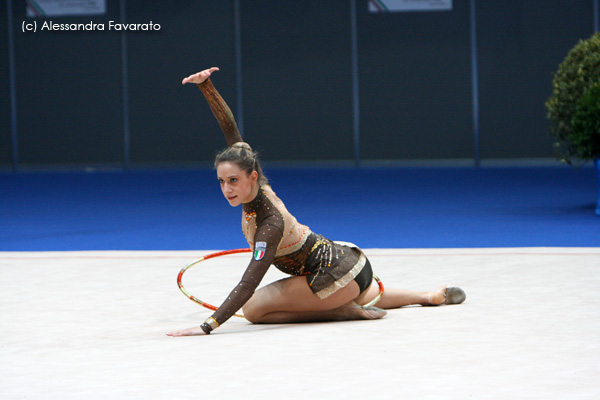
left=254, top=242, right=267, bottom=261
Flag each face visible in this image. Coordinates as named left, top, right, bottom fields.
left=216, top=162, right=258, bottom=207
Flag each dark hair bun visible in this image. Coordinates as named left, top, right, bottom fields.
left=231, top=142, right=252, bottom=152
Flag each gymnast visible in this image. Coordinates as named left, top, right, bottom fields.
left=167, top=67, right=466, bottom=336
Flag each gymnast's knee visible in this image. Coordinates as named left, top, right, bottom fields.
left=241, top=303, right=265, bottom=324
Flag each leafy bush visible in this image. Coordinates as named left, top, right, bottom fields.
left=546, top=32, right=600, bottom=164
left=571, top=83, right=600, bottom=160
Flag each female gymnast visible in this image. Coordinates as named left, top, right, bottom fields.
left=167, top=67, right=466, bottom=336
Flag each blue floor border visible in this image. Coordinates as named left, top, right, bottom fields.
left=1, top=165, right=598, bottom=251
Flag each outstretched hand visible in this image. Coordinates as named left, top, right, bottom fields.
left=166, top=326, right=208, bottom=337
left=182, top=67, right=219, bottom=85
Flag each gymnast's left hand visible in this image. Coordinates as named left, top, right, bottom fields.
left=181, top=67, right=219, bottom=85
left=166, top=326, right=208, bottom=337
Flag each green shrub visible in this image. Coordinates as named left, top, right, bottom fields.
left=571, top=83, right=600, bottom=160
left=546, top=32, right=600, bottom=164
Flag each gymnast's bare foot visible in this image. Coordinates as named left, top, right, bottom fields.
left=427, top=286, right=467, bottom=306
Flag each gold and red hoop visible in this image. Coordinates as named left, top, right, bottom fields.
left=364, top=274, right=384, bottom=307
left=177, top=249, right=251, bottom=318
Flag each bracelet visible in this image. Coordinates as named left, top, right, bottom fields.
left=203, top=317, right=220, bottom=333
left=200, top=323, right=212, bottom=335
left=200, top=316, right=220, bottom=334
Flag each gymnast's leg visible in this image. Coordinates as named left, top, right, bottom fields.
left=242, top=276, right=386, bottom=324
left=355, top=284, right=463, bottom=308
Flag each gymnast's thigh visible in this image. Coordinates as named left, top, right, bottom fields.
left=243, top=275, right=361, bottom=314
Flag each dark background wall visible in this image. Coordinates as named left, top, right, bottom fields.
left=241, top=1, right=354, bottom=162
left=478, top=1, right=595, bottom=159
left=358, top=0, right=473, bottom=160
left=1, top=0, right=598, bottom=170
left=126, top=1, right=237, bottom=165
left=13, top=0, right=124, bottom=166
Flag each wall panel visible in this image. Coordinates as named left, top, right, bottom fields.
left=357, top=0, right=473, bottom=160
left=126, top=1, right=236, bottom=165
left=477, top=0, right=595, bottom=159
left=13, top=0, right=123, bottom=166
left=241, top=0, right=354, bottom=162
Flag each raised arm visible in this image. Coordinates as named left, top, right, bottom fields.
left=182, top=67, right=243, bottom=147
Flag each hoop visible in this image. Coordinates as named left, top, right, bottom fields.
left=177, top=249, right=250, bottom=318
left=177, top=249, right=385, bottom=320
left=364, top=274, right=384, bottom=307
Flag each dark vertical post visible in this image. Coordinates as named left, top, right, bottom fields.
left=7, top=0, right=18, bottom=172
left=234, top=0, right=244, bottom=138
left=120, top=0, right=131, bottom=169
left=350, top=0, right=361, bottom=166
left=470, top=0, right=480, bottom=167
left=594, top=0, right=599, bottom=32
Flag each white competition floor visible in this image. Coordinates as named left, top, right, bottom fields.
left=1, top=248, right=599, bottom=399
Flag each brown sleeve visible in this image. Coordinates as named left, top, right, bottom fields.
left=200, top=222, right=283, bottom=333
left=196, top=78, right=243, bottom=147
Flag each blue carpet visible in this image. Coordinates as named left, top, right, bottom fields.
left=1, top=165, right=598, bottom=251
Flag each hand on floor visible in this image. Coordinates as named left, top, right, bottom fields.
left=166, top=326, right=208, bottom=337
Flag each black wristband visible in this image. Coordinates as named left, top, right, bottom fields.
left=200, top=323, right=212, bottom=335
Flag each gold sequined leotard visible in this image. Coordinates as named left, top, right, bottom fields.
left=203, top=184, right=366, bottom=332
